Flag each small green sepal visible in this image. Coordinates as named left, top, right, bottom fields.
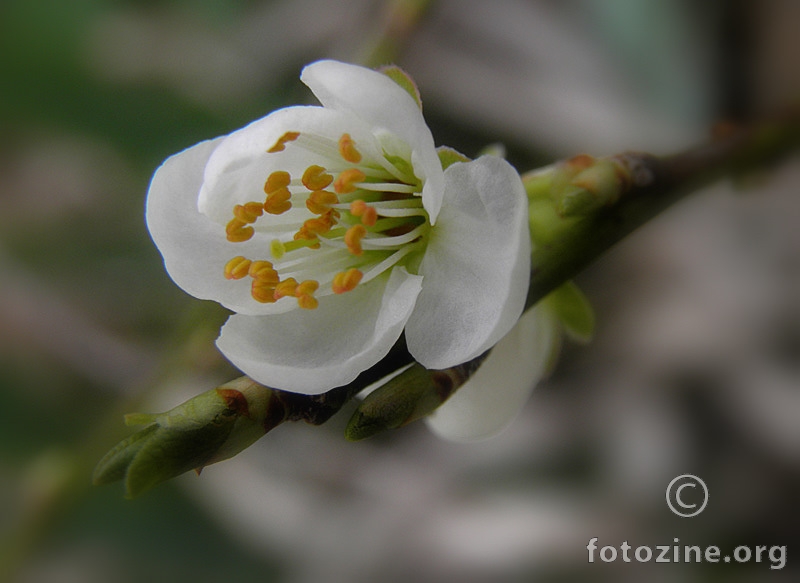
left=380, top=65, right=422, bottom=110
left=437, top=146, right=470, bottom=170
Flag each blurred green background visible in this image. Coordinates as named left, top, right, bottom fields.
left=1, top=1, right=798, bottom=582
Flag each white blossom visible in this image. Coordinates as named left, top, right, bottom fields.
left=146, top=60, right=530, bottom=394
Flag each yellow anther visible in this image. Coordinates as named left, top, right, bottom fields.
left=301, top=213, right=335, bottom=237
left=233, top=202, right=265, bottom=223
left=273, top=278, right=298, bottom=300
left=264, top=170, right=291, bottom=193
left=334, top=168, right=366, bottom=194
left=332, top=268, right=363, bottom=294
left=295, top=278, right=321, bottom=308
left=295, top=279, right=319, bottom=297
left=306, top=190, right=339, bottom=215
left=350, top=199, right=378, bottom=227
left=296, top=294, right=319, bottom=310
left=270, top=239, right=286, bottom=259
left=302, top=165, right=333, bottom=191
left=248, top=261, right=279, bottom=284
left=224, top=256, right=252, bottom=280
left=293, top=228, right=315, bottom=241
left=344, top=224, right=367, bottom=255
left=226, top=219, right=254, bottom=242
left=338, top=133, right=362, bottom=163
left=264, top=187, right=292, bottom=215
left=362, top=207, right=378, bottom=226
left=267, top=132, right=300, bottom=153
left=251, top=279, right=277, bottom=303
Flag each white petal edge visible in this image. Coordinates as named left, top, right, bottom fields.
left=146, top=137, right=310, bottom=316
left=300, top=60, right=444, bottom=223
left=425, top=304, right=558, bottom=442
left=405, top=156, right=531, bottom=369
left=146, top=138, right=250, bottom=299
left=215, top=268, right=423, bottom=394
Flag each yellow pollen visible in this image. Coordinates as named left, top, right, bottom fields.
left=226, top=219, right=254, bottom=242
left=345, top=224, right=367, bottom=255
left=296, top=294, right=319, bottom=310
left=295, top=279, right=319, bottom=297
left=306, top=190, right=339, bottom=215
left=332, top=268, right=363, bottom=294
left=267, top=132, right=300, bottom=153
left=302, top=165, right=334, bottom=191
left=273, top=278, right=298, bottom=300
left=264, top=187, right=292, bottom=215
left=248, top=261, right=279, bottom=284
left=233, top=202, right=265, bottom=223
left=224, top=256, right=252, bottom=280
left=264, top=170, right=291, bottom=193
left=350, top=200, right=378, bottom=226
left=338, top=133, right=362, bottom=163
left=301, top=213, right=336, bottom=237
left=334, top=168, right=366, bottom=194
left=251, top=279, right=277, bottom=303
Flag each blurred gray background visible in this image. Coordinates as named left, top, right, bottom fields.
left=1, top=0, right=798, bottom=581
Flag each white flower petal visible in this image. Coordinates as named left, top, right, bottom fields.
left=145, top=138, right=260, bottom=303
left=215, top=268, right=423, bottom=394
left=300, top=60, right=444, bottom=222
left=425, top=305, right=557, bottom=441
left=145, top=138, right=310, bottom=316
left=199, top=105, right=382, bottom=223
left=405, top=156, right=530, bottom=369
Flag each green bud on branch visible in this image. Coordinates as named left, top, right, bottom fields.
left=93, top=377, right=282, bottom=498
left=345, top=353, right=489, bottom=441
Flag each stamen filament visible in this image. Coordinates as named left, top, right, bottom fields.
left=360, top=244, right=420, bottom=284
left=359, top=199, right=425, bottom=209
left=354, top=182, right=419, bottom=194
left=361, top=223, right=428, bottom=248
left=371, top=155, right=418, bottom=184
left=367, top=207, right=428, bottom=219
left=272, top=246, right=345, bottom=270
left=369, top=217, right=416, bottom=232
left=282, top=237, right=322, bottom=253
left=280, top=253, right=364, bottom=284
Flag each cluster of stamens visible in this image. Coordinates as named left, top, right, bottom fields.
left=222, top=131, right=428, bottom=310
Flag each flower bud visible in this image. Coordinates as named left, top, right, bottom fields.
left=345, top=357, right=486, bottom=441
left=93, top=377, right=283, bottom=498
